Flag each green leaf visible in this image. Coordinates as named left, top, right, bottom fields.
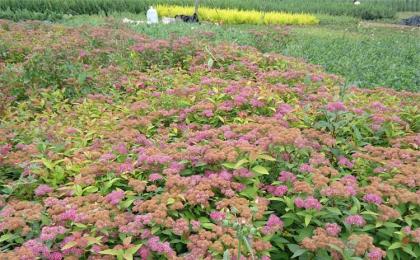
left=217, top=115, right=225, bottom=123
left=83, top=186, right=98, bottom=194
left=207, top=58, right=214, bottom=69
left=74, top=223, right=87, bottom=229
left=240, top=186, right=258, bottom=199
left=242, top=237, right=255, bottom=260
left=388, top=242, right=402, bottom=250
left=198, top=217, right=210, bottom=223
left=404, top=216, right=412, bottom=226
left=361, top=210, right=379, bottom=216
left=291, top=248, right=308, bottom=258
left=222, top=162, right=236, bottom=169
left=402, top=246, right=417, bottom=258
left=0, top=233, right=17, bottom=243
left=326, top=207, right=341, bottom=215
left=100, top=249, right=121, bottom=256
left=86, top=236, right=102, bottom=246
left=121, top=198, right=135, bottom=209
left=361, top=224, right=376, bottom=232
left=387, top=250, right=394, bottom=260
left=350, top=197, right=361, bottom=214
left=122, top=252, right=133, bottom=260
left=41, top=158, right=54, bottom=170
left=383, top=222, right=401, bottom=228
left=223, top=249, right=231, bottom=260
left=202, top=223, right=215, bottom=230
left=126, top=244, right=143, bottom=255
left=304, top=215, right=312, bottom=227
left=235, top=159, right=249, bottom=169
left=252, top=165, right=269, bottom=175
left=62, top=241, right=78, bottom=250
left=257, top=154, right=276, bottom=161
left=379, top=240, right=391, bottom=247
left=287, top=244, right=302, bottom=253
left=104, top=178, right=121, bottom=191
left=328, top=244, right=344, bottom=254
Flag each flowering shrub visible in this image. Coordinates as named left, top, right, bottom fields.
left=0, top=21, right=419, bottom=259
left=157, top=5, right=319, bottom=25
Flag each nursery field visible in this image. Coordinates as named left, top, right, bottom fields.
left=60, top=13, right=420, bottom=92
left=1, top=0, right=420, bottom=19
left=0, top=17, right=419, bottom=260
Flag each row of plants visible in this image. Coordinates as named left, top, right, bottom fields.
left=368, top=0, right=420, bottom=12
left=111, top=15, right=418, bottom=92
left=0, top=20, right=419, bottom=259
left=282, top=25, right=420, bottom=92
left=1, top=0, right=416, bottom=20
left=156, top=5, right=319, bottom=25
left=0, top=8, right=63, bottom=21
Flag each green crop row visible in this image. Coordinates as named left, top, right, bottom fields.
left=1, top=0, right=419, bottom=20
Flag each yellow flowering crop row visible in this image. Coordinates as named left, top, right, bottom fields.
left=156, top=5, right=319, bottom=25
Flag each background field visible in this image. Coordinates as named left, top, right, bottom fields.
left=0, top=1, right=419, bottom=92
left=0, top=0, right=420, bottom=19
left=57, top=12, right=420, bottom=92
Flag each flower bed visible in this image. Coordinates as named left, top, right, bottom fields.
left=0, top=21, right=419, bottom=259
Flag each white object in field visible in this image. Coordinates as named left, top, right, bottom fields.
left=162, top=17, right=177, bottom=24
left=122, top=18, right=146, bottom=25
left=122, top=18, right=132, bottom=24
left=147, top=6, right=159, bottom=24
left=354, top=1, right=361, bottom=5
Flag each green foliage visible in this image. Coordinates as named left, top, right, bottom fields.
left=2, top=0, right=419, bottom=20
left=0, top=8, right=62, bottom=21
left=283, top=25, right=420, bottom=91
left=64, top=14, right=419, bottom=92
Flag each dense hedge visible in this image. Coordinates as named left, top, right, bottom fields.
left=2, top=0, right=419, bottom=20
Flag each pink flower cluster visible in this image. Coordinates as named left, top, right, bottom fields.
left=325, top=223, right=341, bottom=237
left=210, top=211, right=226, bottom=222
left=118, top=160, right=134, bottom=174
left=295, top=196, right=322, bottom=210
left=99, top=152, right=116, bottom=162
left=266, top=185, right=288, bottom=197
left=0, top=144, right=11, bottom=156
left=172, top=219, right=189, bottom=236
left=191, top=220, right=201, bottom=231
left=113, top=143, right=128, bottom=154
left=338, top=156, right=354, bottom=168
left=149, top=173, right=163, bottom=182
left=363, top=193, right=382, bottom=205
left=262, top=214, right=283, bottom=235
left=147, top=236, right=175, bottom=257
left=276, top=103, right=293, bottom=117
left=40, top=226, right=67, bottom=241
left=59, top=209, right=78, bottom=222
left=105, top=189, right=125, bottom=205
left=278, top=171, right=297, bottom=183
left=345, top=215, right=366, bottom=227
left=299, top=163, right=313, bottom=173
left=34, top=184, right=53, bottom=196
left=61, top=233, right=84, bottom=256
left=23, top=239, right=48, bottom=257
left=368, top=247, right=386, bottom=260
left=326, top=101, right=346, bottom=112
